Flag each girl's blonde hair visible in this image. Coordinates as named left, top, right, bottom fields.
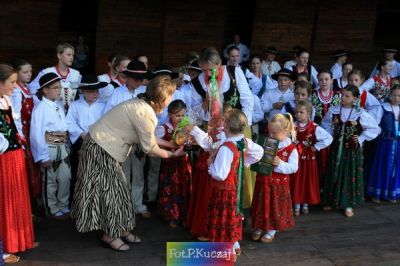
left=270, top=113, right=296, bottom=142
left=224, top=109, right=248, bottom=134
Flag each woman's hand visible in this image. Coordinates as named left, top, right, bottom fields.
left=352, top=135, right=359, bottom=144
left=172, top=146, right=186, bottom=157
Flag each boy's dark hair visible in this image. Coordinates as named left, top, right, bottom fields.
left=168, top=99, right=187, bottom=114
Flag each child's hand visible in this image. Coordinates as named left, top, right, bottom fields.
left=207, top=156, right=213, bottom=166
left=352, top=135, right=359, bottom=144
left=184, top=124, right=194, bottom=134
left=41, top=160, right=52, bottom=169
left=202, top=94, right=210, bottom=111
left=272, top=156, right=282, bottom=166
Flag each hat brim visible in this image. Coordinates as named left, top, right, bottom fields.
left=332, top=53, right=347, bottom=58
left=37, top=76, right=62, bottom=91
left=264, top=50, right=279, bottom=55
left=122, top=70, right=151, bottom=80
left=271, top=72, right=295, bottom=81
left=79, top=81, right=108, bottom=90
left=152, top=72, right=180, bottom=80
left=384, top=49, right=398, bottom=53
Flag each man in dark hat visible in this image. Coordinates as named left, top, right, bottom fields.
left=370, top=47, right=400, bottom=78
left=66, top=74, right=108, bottom=188
left=103, top=60, right=152, bottom=219
left=331, top=49, right=348, bottom=80
left=260, top=69, right=296, bottom=120
left=261, top=47, right=281, bottom=77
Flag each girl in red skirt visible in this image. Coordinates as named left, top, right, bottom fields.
left=11, top=58, right=42, bottom=199
left=291, top=100, right=332, bottom=216
left=251, top=113, right=299, bottom=243
left=156, top=100, right=192, bottom=228
left=207, top=109, right=263, bottom=255
left=0, top=64, right=35, bottom=256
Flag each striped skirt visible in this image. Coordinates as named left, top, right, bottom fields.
left=71, top=136, right=135, bottom=238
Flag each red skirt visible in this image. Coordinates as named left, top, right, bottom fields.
left=290, top=158, right=320, bottom=204
left=158, top=156, right=192, bottom=222
left=206, top=187, right=242, bottom=242
left=185, top=151, right=212, bottom=236
left=0, top=148, right=34, bottom=253
left=251, top=173, right=295, bottom=232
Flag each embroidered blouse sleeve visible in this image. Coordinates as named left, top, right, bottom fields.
left=0, top=133, right=9, bottom=154
left=235, top=67, right=254, bottom=125
left=361, top=78, right=375, bottom=92
left=314, top=125, right=333, bottom=151
left=244, top=138, right=264, bottom=166
left=365, top=92, right=383, bottom=123
left=208, top=145, right=233, bottom=181
left=358, top=110, right=380, bottom=145
left=260, top=90, right=273, bottom=113
left=274, top=148, right=299, bottom=174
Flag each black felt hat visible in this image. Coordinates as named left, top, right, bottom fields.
left=263, top=47, right=279, bottom=54
left=152, top=65, right=180, bottom=79
left=383, top=48, right=398, bottom=53
left=332, top=49, right=348, bottom=58
left=38, top=72, right=62, bottom=90
left=122, top=60, right=152, bottom=80
left=271, top=69, right=296, bottom=81
left=79, top=74, right=108, bottom=90
left=187, top=60, right=202, bottom=72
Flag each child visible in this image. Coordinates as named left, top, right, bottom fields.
left=30, top=72, right=71, bottom=219
left=332, top=62, right=353, bottom=91
left=363, top=60, right=394, bottom=103
left=29, top=43, right=82, bottom=109
left=291, top=100, right=332, bottom=215
left=251, top=113, right=298, bottom=243
left=321, top=85, right=380, bottom=217
left=11, top=58, right=41, bottom=199
left=366, top=85, right=400, bottom=203
left=311, top=71, right=341, bottom=124
left=282, top=80, right=315, bottom=121
left=261, top=69, right=295, bottom=120
left=155, top=100, right=192, bottom=228
left=207, top=109, right=263, bottom=256
left=0, top=64, right=35, bottom=256
left=66, top=74, right=107, bottom=192
left=348, top=69, right=382, bottom=123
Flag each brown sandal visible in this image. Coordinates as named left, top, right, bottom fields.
left=260, top=233, right=275, bottom=243
left=121, top=233, right=142, bottom=244
left=101, top=237, right=130, bottom=251
left=251, top=230, right=262, bottom=241
left=4, top=254, right=20, bottom=264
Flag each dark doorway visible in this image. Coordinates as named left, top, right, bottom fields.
left=59, top=0, right=100, bottom=74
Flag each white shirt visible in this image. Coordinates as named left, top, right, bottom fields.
left=331, top=63, right=343, bottom=80
left=97, top=73, right=123, bottom=103
left=296, top=121, right=333, bottom=151
left=208, top=134, right=264, bottom=181
left=260, top=87, right=295, bottom=119
left=66, top=97, right=105, bottom=144
left=261, top=61, right=281, bottom=77
left=29, top=66, right=81, bottom=107
left=30, top=97, right=67, bottom=162
left=252, top=95, right=264, bottom=123
left=223, top=43, right=250, bottom=63
left=243, top=68, right=263, bottom=95
left=370, top=59, right=400, bottom=78
left=284, top=60, right=296, bottom=70
left=273, top=137, right=299, bottom=174
left=191, top=65, right=254, bottom=125
left=321, top=105, right=380, bottom=146
left=10, top=84, right=30, bottom=137
left=103, top=84, right=146, bottom=114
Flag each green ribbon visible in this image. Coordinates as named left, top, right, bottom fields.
left=235, top=139, right=246, bottom=216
